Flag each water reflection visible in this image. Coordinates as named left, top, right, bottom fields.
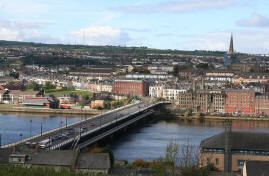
left=111, top=118, right=269, bottom=162
left=1, top=113, right=269, bottom=162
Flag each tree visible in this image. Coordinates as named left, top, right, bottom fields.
left=45, top=82, right=56, bottom=90
left=196, top=63, right=209, bottom=69
left=28, top=81, right=42, bottom=91
left=173, top=65, right=180, bottom=77
left=165, top=141, right=180, bottom=176
left=9, top=71, right=19, bottom=79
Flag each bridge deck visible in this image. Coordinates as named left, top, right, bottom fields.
left=1, top=101, right=165, bottom=150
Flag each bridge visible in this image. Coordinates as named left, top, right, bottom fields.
left=1, top=101, right=167, bottom=151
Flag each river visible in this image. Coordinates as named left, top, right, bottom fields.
left=1, top=113, right=269, bottom=162
left=110, top=118, right=269, bottom=161
left=0, top=113, right=87, bottom=145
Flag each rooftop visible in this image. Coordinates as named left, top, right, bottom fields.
left=201, top=132, right=269, bottom=151
left=77, top=153, right=111, bottom=170
left=27, top=150, right=74, bottom=166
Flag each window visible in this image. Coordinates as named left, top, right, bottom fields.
left=215, top=158, right=219, bottom=165
left=207, top=158, right=210, bottom=164
left=237, top=160, right=245, bottom=168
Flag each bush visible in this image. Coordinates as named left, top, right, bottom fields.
left=0, top=165, right=107, bottom=176
left=132, top=160, right=150, bottom=168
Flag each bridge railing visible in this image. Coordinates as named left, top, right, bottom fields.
left=0, top=101, right=143, bottom=149
left=49, top=102, right=159, bottom=150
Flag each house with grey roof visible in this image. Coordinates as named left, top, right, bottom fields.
left=200, top=132, right=269, bottom=172
left=0, top=149, right=111, bottom=174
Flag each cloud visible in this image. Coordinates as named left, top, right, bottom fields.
left=237, top=13, right=269, bottom=27
left=180, top=31, right=269, bottom=54
left=112, top=0, right=242, bottom=13
left=0, top=19, right=60, bottom=43
left=70, top=26, right=130, bottom=46
left=181, top=32, right=229, bottom=51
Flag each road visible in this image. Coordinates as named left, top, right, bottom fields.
left=13, top=101, right=151, bottom=151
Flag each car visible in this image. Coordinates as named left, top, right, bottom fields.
left=80, top=127, right=88, bottom=133
left=25, top=141, right=31, bottom=145
left=89, top=123, right=95, bottom=127
left=39, top=139, right=52, bottom=149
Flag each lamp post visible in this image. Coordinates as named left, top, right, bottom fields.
left=40, top=122, right=43, bottom=136
left=99, top=116, right=102, bottom=128
left=65, top=116, right=68, bottom=128
left=79, top=122, right=82, bottom=138
left=60, top=120, right=63, bottom=135
left=19, top=133, right=23, bottom=141
left=29, top=119, right=32, bottom=137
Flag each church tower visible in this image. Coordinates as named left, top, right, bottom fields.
left=228, top=34, right=234, bottom=55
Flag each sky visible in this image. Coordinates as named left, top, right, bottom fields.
left=0, top=0, right=269, bottom=54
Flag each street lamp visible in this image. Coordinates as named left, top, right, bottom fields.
left=19, top=133, right=23, bottom=141
left=29, top=119, right=32, bottom=137
left=60, top=121, right=63, bottom=135
left=99, top=116, right=102, bottom=128
left=65, top=116, right=68, bottom=128
left=40, top=122, right=43, bottom=136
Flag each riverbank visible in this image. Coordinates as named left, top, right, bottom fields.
left=0, top=104, right=103, bottom=115
left=177, top=115, right=269, bottom=121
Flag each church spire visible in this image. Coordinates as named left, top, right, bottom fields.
left=228, top=33, right=234, bottom=54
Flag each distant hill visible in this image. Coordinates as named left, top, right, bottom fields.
left=0, top=40, right=226, bottom=57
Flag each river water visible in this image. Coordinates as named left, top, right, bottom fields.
left=1, top=113, right=269, bottom=162
left=0, top=113, right=87, bottom=145
left=110, top=118, right=269, bottom=161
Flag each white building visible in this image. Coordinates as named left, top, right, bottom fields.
left=205, top=72, right=234, bottom=83
left=149, top=85, right=164, bottom=98
left=162, top=88, right=187, bottom=100
left=126, top=74, right=172, bottom=80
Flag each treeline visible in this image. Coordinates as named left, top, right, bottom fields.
left=0, top=40, right=226, bottom=57
left=22, top=55, right=100, bottom=66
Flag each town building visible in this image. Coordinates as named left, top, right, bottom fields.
left=224, top=90, right=255, bottom=115
left=149, top=84, right=164, bottom=98
left=88, top=82, right=112, bottom=93
left=176, top=92, right=193, bottom=110
left=209, top=90, right=225, bottom=114
left=90, top=100, right=105, bottom=109
left=22, top=97, right=56, bottom=108
left=162, top=88, right=187, bottom=101
left=255, top=93, right=269, bottom=116
left=200, top=132, right=269, bottom=172
left=193, top=90, right=210, bottom=113
left=1, top=150, right=111, bottom=174
left=113, top=79, right=149, bottom=97
left=0, top=89, right=43, bottom=104
left=205, top=72, right=234, bottom=83
left=125, top=73, right=173, bottom=80
left=233, top=75, right=269, bottom=84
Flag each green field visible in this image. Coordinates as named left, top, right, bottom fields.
left=45, top=89, right=93, bottom=97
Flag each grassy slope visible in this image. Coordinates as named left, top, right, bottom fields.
left=45, top=89, right=93, bottom=97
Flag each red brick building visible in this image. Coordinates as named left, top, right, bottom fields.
left=225, top=90, right=255, bottom=115
left=113, top=80, right=149, bottom=96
